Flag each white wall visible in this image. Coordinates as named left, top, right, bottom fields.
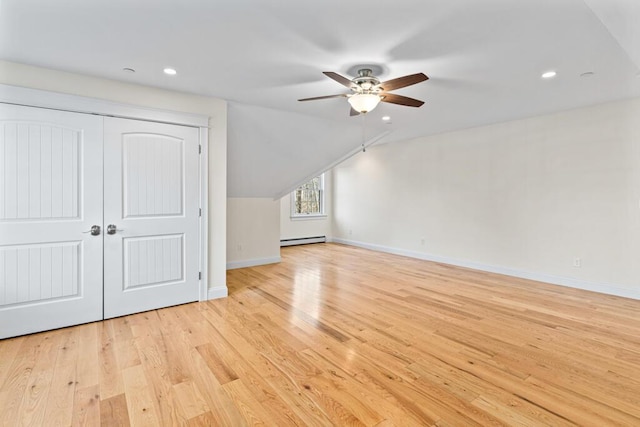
left=0, top=60, right=228, bottom=294
left=280, top=172, right=333, bottom=240
left=227, top=198, right=281, bottom=269
left=333, top=97, right=640, bottom=299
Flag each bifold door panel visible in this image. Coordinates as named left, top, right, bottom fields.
left=0, top=105, right=200, bottom=339
left=0, top=104, right=104, bottom=338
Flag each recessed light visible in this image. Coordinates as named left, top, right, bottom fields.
left=122, top=67, right=135, bottom=73
left=382, top=116, right=391, bottom=121
left=541, top=71, right=557, bottom=79
left=163, top=68, right=177, bottom=76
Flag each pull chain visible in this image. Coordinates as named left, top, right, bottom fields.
left=361, top=112, right=366, bottom=152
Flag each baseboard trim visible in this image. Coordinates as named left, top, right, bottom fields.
left=280, top=236, right=326, bottom=247
left=332, top=238, right=640, bottom=300
left=207, top=285, right=228, bottom=300
left=226, top=256, right=282, bottom=270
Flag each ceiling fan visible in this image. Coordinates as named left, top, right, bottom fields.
left=298, top=68, right=429, bottom=115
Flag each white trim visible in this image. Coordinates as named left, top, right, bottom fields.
left=290, top=214, right=328, bottom=221
left=226, top=256, right=281, bottom=270
left=333, top=238, right=640, bottom=301
left=0, top=83, right=209, bottom=127
left=198, top=126, right=211, bottom=301
left=208, top=286, right=228, bottom=300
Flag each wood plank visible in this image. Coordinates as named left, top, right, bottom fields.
left=173, top=380, right=210, bottom=420
left=71, top=385, right=101, bottom=426
left=2, top=332, right=58, bottom=425
left=196, top=343, right=239, bottom=385
left=75, top=323, right=100, bottom=389
left=222, top=379, right=284, bottom=426
left=121, top=364, right=160, bottom=426
left=14, top=368, right=53, bottom=426
left=0, top=336, right=25, bottom=387
left=97, top=322, right=124, bottom=400
left=42, top=360, right=77, bottom=426
left=186, top=411, right=225, bottom=426
left=186, top=347, right=248, bottom=426
left=100, top=394, right=130, bottom=427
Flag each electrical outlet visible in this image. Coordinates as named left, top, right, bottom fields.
left=573, top=257, right=581, bottom=267
left=348, top=229, right=352, bottom=235
left=420, top=237, right=426, bottom=246
left=237, top=243, right=243, bottom=252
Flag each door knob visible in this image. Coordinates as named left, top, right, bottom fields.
left=83, top=225, right=101, bottom=236
left=107, top=224, right=124, bottom=235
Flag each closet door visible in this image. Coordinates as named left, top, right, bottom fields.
left=0, top=104, right=103, bottom=339
left=103, top=117, right=200, bottom=318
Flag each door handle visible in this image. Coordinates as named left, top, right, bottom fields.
left=107, top=224, right=124, bottom=235
left=83, top=225, right=101, bottom=236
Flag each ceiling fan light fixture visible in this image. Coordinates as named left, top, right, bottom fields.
left=348, top=93, right=381, bottom=113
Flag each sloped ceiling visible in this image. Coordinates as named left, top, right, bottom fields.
left=227, top=102, right=388, bottom=197
left=1, top=0, right=639, bottom=198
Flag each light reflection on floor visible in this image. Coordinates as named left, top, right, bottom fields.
left=290, top=267, right=322, bottom=324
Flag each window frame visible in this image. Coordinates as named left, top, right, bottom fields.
left=290, top=174, right=326, bottom=219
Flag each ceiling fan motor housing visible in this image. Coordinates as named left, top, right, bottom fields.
left=352, top=68, right=381, bottom=93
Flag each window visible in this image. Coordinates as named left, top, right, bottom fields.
left=291, top=174, right=325, bottom=217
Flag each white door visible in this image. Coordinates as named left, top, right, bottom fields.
left=0, top=104, right=104, bottom=339
left=103, top=117, right=200, bottom=318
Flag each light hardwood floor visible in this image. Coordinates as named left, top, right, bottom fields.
left=1, top=243, right=640, bottom=426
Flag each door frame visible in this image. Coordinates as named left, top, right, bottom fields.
left=0, top=83, right=211, bottom=301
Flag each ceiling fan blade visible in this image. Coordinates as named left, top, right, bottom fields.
left=323, top=71, right=353, bottom=88
left=378, top=73, right=428, bottom=91
left=349, top=107, right=360, bottom=116
left=381, top=93, right=425, bottom=107
left=298, top=94, right=348, bottom=102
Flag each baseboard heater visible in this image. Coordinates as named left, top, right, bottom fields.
left=280, top=236, right=326, bottom=247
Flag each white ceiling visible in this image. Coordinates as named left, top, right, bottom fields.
left=1, top=0, right=639, bottom=198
